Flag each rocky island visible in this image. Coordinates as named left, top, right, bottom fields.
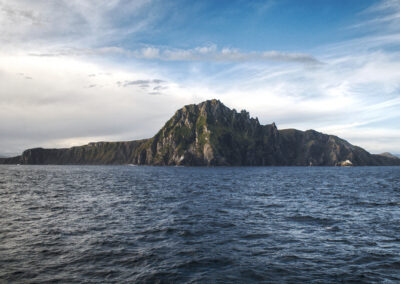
left=1, top=99, right=399, bottom=166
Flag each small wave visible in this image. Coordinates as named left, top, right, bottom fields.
left=325, top=225, right=340, bottom=231
left=1, top=165, right=399, bottom=283
left=241, top=233, right=270, bottom=240
left=353, top=201, right=399, bottom=207
left=264, top=203, right=285, bottom=208
left=286, top=215, right=337, bottom=226
left=173, top=256, right=235, bottom=270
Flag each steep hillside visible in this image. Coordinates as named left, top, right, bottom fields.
left=136, top=100, right=283, bottom=165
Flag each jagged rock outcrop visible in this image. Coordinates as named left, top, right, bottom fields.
left=135, top=100, right=284, bottom=166
left=1, top=99, right=399, bottom=166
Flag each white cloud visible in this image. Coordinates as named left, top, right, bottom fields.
left=140, top=47, right=160, bottom=59
left=0, top=53, right=196, bottom=155
left=1, top=44, right=400, bottom=155
left=0, top=0, right=153, bottom=49
left=348, top=0, right=400, bottom=33
left=27, top=44, right=322, bottom=65
left=137, top=45, right=322, bottom=64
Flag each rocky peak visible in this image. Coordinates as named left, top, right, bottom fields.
left=198, top=99, right=225, bottom=111
left=141, top=100, right=281, bottom=166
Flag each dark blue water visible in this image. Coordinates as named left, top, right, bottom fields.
left=0, top=165, right=399, bottom=283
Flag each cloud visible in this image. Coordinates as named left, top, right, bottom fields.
left=133, top=44, right=322, bottom=65
left=362, top=0, right=400, bottom=19
left=15, top=72, right=33, bottom=80
left=350, top=0, right=400, bottom=32
left=323, top=128, right=400, bottom=154
left=28, top=45, right=322, bottom=65
left=116, top=79, right=168, bottom=96
left=117, top=79, right=166, bottom=88
left=1, top=43, right=400, bottom=155
left=153, top=85, right=168, bottom=91
left=0, top=0, right=154, bottom=48
left=140, top=47, right=160, bottom=59
left=28, top=46, right=128, bottom=57
left=0, top=3, right=40, bottom=24
left=0, top=53, right=193, bottom=155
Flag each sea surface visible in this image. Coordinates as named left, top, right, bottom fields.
left=0, top=165, right=399, bottom=283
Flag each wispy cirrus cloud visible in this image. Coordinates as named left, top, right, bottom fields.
left=145, top=45, right=322, bottom=64
left=350, top=0, right=400, bottom=32
left=29, top=45, right=322, bottom=65
left=0, top=0, right=155, bottom=47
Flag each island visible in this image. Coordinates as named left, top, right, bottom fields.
left=1, top=99, right=399, bottom=166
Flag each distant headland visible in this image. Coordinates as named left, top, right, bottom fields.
left=1, top=99, right=399, bottom=166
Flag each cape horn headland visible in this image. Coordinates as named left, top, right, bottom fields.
left=1, top=99, right=399, bottom=166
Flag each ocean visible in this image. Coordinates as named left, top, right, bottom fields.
left=1, top=165, right=399, bottom=283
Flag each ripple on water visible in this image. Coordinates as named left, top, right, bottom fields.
left=0, top=165, right=400, bottom=283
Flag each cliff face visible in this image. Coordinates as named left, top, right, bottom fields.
left=136, top=100, right=283, bottom=166
left=1, top=99, right=399, bottom=166
left=278, top=129, right=398, bottom=166
left=17, top=140, right=148, bottom=165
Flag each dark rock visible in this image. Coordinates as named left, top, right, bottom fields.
left=378, top=152, right=400, bottom=160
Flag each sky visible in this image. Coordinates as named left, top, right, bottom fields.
left=1, top=0, right=400, bottom=156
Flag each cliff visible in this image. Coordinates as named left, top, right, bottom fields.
left=1, top=99, right=399, bottom=166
